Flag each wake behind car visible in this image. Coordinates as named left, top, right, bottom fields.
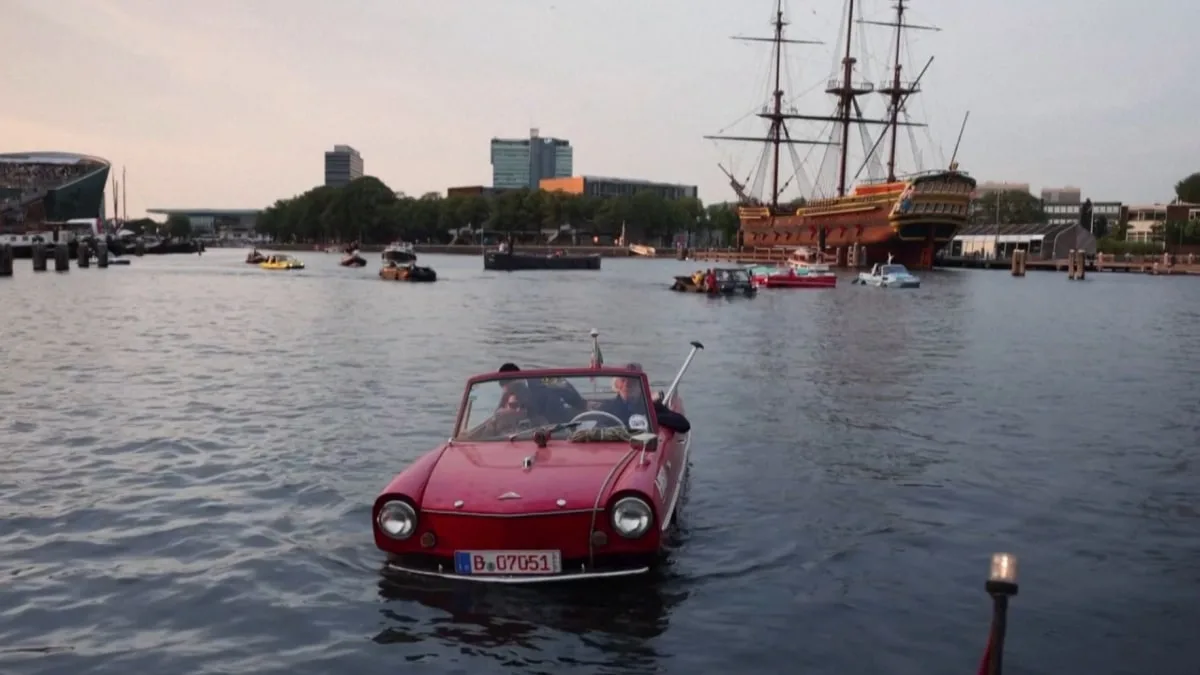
left=373, top=331, right=703, bottom=583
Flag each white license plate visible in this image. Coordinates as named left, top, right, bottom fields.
left=453, top=550, right=562, bottom=575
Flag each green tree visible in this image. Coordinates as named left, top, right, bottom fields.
left=970, top=190, right=1046, bottom=225
left=1174, top=172, right=1200, bottom=203
left=166, top=214, right=192, bottom=239
left=254, top=177, right=738, bottom=246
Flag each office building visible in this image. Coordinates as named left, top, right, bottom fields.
left=1041, top=186, right=1081, bottom=204
left=324, top=145, right=363, bottom=188
left=540, top=176, right=698, bottom=201
left=971, top=181, right=1031, bottom=198
left=490, top=129, right=572, bottom=190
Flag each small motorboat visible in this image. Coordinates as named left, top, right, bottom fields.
left=854, top=255, right=920, bottom=288
left=746, top=265, right=836, bottom=289
left=260, top=254, right=305, bottom=270
left=671, top=267, right=756, bottom=296
left=372, top=329, right=703, bottom=583
left=341, top=251, right=367, bottom=267
left=246, top=250, right=267, bottom=264
left=382, top=242, right=417, bottom=264
left=379, top=261, right=437, bottom=282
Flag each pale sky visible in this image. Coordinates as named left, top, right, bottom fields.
left=2, top=0, right=1195, bottom=218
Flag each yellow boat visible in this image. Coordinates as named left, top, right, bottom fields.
left=260, top=254, right=304, bottom=270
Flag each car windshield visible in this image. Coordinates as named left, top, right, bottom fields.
left=456, top=374, right=653, bottom=441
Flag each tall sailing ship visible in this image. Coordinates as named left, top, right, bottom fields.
left=706, top=0, right=975, bottom=270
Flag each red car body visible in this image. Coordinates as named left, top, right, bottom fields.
left=372, top=366, right=691, bottom=583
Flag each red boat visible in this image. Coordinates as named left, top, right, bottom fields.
left=748, top=247, right=838, bottom=289
left=372, top=330, right=703, bottom=583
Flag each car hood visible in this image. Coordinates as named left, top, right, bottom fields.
left=420, top=440, right=636, bottom=514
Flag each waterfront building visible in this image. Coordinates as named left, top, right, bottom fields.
left=0, top=151, right=110, bottom=227
left=146, top=208, right=262, bottom=239
left=324, top=145, right=363, bottom=188
left=539, top=176, right=698, bottom=201
left=490, top=129, right=572, bottom=190
left=947, top=222, right=1097, bottom=260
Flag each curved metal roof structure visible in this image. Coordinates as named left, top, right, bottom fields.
left=0, top=151, right=111, bottom=166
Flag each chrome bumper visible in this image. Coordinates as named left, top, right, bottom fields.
left=385, top=561, right=651, bottom=584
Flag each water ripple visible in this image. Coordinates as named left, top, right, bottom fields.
left=1, top=251, right=1199, bottom=674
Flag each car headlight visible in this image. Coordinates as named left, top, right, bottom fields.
left=377, top=500, right=417, bottom=539
left=610, top=496, right=653, bottom=538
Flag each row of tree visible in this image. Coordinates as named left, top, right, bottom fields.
left=124, top=171, right=1200, bottom=250
left=249, top=176, right=741, bottom=246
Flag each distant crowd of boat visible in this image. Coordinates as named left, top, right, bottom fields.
left=245, top=241, right=438, bottom=282
left=671, top=247, right=921, bottom=296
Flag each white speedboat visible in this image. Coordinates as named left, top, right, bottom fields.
left=382, top=241, right=416, bottom=263
left=855, top=255, right=920, bottom=288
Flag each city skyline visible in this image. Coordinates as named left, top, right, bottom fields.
left=2, top=0, right=1195, bottom=218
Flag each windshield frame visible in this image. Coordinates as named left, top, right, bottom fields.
left=452, top=368, right=659, bottom=440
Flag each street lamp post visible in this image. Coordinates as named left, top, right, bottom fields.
left=979, top=552, right=1019, bottom=675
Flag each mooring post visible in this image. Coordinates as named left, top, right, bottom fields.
left=32, top=243, right=46, bottom=271
left=97, top=241, right=109, bottom=268
left=1075, top=250, right=1086, bottom=280
left=77, top=242, right=90, bottom=268
left=0, top=243, right=13, bottom=277
left=54, top=244, right=70, bottom=272
left=1067, top=249, right=1077, bottom=280
left=1095, top=252, right=1105, bottom=272
left=1010, top=249, right=1025, bottom=276
left=135, top=239, right=145, bottom=256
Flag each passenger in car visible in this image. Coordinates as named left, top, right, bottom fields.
left=497, top=363, right=586, bottom=422
left=594, top=363, right=691, bottom=434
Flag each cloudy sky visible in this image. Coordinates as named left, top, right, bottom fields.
left=2, top=0, right=1195, bottom=217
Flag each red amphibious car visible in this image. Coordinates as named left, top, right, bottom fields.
left=372, top=331, right=702, bottom=583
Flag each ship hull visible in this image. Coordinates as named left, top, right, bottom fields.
left=737, top=171, right=977, bottom=270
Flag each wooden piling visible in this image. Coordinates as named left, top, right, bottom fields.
left=54, top=244, right=70, bottom=272
left=1010, top=249, right=1026, bottom=276
left=1067, top=249, right=1077, bottom=279
left=1075, top=250, right=1086, bottom=280
left=97, top=241, right=109, bottom=268
left=32, top=243, right=47, bottom=271
left=0, top=244, right=13, bottom=277
left=77, top=242, right=90, bottom=268
left=1095, top=252, right=1106, bottom=272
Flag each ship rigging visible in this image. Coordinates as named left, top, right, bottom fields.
left=706, top=0, right=941, bottom=209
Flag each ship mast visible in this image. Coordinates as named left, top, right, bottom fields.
left=861, top=0, right=939, bottom=182
left=704, top=0, right=829, bottom=211
left=706, top=0, right=927, bottom=206
left=834, top=0, right=857, bottom=197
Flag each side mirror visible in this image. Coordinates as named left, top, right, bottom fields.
left=630, top=432, right=657, bottom=453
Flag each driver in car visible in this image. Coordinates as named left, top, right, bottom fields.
left=592, top=363, right=691, bottom=434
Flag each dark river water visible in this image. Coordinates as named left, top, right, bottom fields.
left=2, top=249, right=1198, bottom=674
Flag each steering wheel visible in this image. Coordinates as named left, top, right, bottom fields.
left=569, top=410, right=626, bottom=429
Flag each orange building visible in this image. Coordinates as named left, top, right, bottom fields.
left=540, top=176, right=697, bottom=201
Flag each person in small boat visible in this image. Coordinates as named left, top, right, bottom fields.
left=691, top=270, right=705, bottom=286
left=703, top=269, right=716, bottom=292
left=593, top=363, right=691, bottom=434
